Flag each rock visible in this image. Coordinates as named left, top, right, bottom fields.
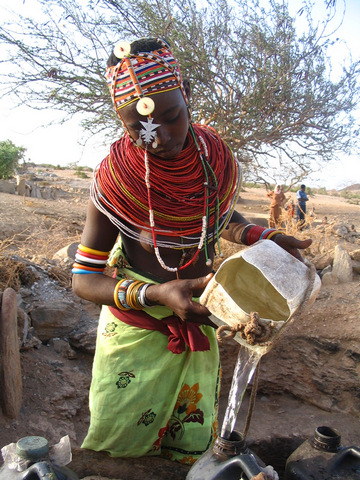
left=258, top=284, right=360, bottom=416
left=16, top=177, right=26, bottom=196
left=68, top=302, right=100, bottom=354
left=332, top=223, right=349, bottom=237
left=350, top=249, right=360, bottom=262
left=321, top=271, right=339, bottom=285
left=0, top=288, right=23, bottom=418
left=30, top=299, right=81, bottom=341
left=353, top=260, right=360, bottom=274
left=320, top=265, right=332, bottom=277
left=53, top=242, right=79, bottom=263
left=332, top=244, right=353, bottom=283
left=312, top=252, right=333, bottom=270
left=71, top=447, right=190, bottom=480
left=0, top=180, right=16, bottom=194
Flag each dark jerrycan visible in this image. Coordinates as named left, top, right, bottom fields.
left=0, top=436, right=79, bottom=480
left=186, top=431, right=266, bottom=480
left=285, top=426, right=360, bottom=480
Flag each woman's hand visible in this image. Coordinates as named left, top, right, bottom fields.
left=272, top=234, right=312, bottom=261
left=146, top=274, right=215, bottom=325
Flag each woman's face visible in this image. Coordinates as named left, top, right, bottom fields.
left=119, top=87, right=190, bottom=160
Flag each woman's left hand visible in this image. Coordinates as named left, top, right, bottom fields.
left=272, top=234, right=312, bottom=262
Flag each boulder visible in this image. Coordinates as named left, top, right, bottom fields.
left=30, top=299, right=81, bottom=341
left=332, top=244, right=353, bottom=283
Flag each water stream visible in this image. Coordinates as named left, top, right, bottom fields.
left=220, top=346, right=263, bottom=439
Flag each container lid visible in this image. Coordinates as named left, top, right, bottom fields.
left=16, top=436, right=49, bottom=460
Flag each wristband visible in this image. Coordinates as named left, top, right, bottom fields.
left=266, top=230, right=284, bottom=240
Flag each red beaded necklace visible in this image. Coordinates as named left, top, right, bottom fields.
left=92, top=123, right=240, bottom=270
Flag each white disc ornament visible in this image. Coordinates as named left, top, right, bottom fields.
left=136, top=97, right=155, bottom=116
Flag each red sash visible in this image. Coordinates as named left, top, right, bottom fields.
left=108, top=306, right=210, bottom=354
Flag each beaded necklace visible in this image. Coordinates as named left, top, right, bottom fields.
left=91, top=123, right=241, bottom=271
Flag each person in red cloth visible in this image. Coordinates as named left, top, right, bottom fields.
left=72, top=37, right=311, bottom=464
left=267, top=184, right=286, bottom=228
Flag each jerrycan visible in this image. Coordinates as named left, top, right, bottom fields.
left=0, top=436, right=79, bottom=480
left=200, top=240, right=321, bottom=355
left=186, top=431, right=270, bottom=480
left=285, top=426, right=360, bottom=480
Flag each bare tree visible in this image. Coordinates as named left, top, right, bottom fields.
left=0, top=0, right=359, bottom=183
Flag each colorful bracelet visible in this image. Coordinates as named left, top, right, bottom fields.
left=137, top=283, right=153, bottom=308
left=246, top=225, right=267, bottom=246
left=78, top=244, right=110, bottom=257
left=240, top=224, right=256, bottom=245
left=259, top=228, right=276, bottom=240
left=114, top=279, right=131, bottom=310
left=72, top=268, right=103, bottom=275
left=126, top=281, right=145, bottom=310
left=266, top=230, right=284, bottom=240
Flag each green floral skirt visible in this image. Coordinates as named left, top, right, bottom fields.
left=81, top=305, right=221, bottom=465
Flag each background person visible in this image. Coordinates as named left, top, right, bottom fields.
left=296, top=184, right=309, bottom=227
left=267, top=184, right=285, bottom=228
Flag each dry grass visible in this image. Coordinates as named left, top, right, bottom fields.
left=0, top=220, right=80, bottom=291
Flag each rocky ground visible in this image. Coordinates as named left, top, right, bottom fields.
left=0, top=165, right=359, bottom=479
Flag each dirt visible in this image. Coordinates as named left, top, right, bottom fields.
left=0, top=166, right=359, bottom=479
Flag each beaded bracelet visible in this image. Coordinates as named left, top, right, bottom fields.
left=114, top=279, right=129, bottom=310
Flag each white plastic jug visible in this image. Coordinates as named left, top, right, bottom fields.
left=200, top=240, right=321, bottom=354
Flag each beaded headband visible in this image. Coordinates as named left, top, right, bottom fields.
left=106, top=38, right=188, bottom=115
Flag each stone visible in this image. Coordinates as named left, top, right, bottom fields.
left=321, top=271, right=339, bottom=285
left=53, top=242, right=79, bottom=263
left=320, top=265, right=332, bottom=277
left=30, top=299, right=81, bottom=341
left=258, top=284, right=360, bottom=416
left=332, top=223, right=349, bottom=238
left=352, top=260, right=360, bottom=274
left=0, top=288, right=23, bottom=418
left=350, top=249, right=360, bottom=262
left=332, top=244, right=353, bottom=283
left=16, top=177, right=26, bottom=196
left=312, top=252, right=333, bottom=270
left=0, top=180, right=16, bottom=194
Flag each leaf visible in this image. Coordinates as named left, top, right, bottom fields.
left=183, top=409, right=204, bottom=425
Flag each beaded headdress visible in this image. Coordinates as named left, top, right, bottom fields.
left=106, top=38, right=188, bottom=114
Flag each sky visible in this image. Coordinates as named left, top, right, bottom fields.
left=0, top=0, right=359, bottom=189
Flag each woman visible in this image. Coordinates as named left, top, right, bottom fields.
left=267, top=184, right=286, bottom=228
left=72, top=37, right=311, bottom=464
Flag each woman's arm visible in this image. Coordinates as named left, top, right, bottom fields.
left=72, top=200, right=214, bottom=323
left=221, top=210, right=312, bottom=261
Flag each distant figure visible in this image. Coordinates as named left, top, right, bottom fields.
left=267, top=184, right=285, bottom=228
left=285, top=199, right=295, bottom=219
left=322, top=216, right=328, bottom=225
left=296, top=184, right=309, bottom=227
left=350, top=224, right=356, bottom=232
left=309, top=207, right=315, bottom=217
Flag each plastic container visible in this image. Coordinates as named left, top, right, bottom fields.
left=186, top=431, right=266, bottom=480
left=0, top=436, right=79, bottom=480
left=285, top=426, right=360, bottom=480
left=200, top=240, right=321, bottom=354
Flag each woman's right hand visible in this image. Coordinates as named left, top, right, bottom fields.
left=145, top=274, right=215, bottom=325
